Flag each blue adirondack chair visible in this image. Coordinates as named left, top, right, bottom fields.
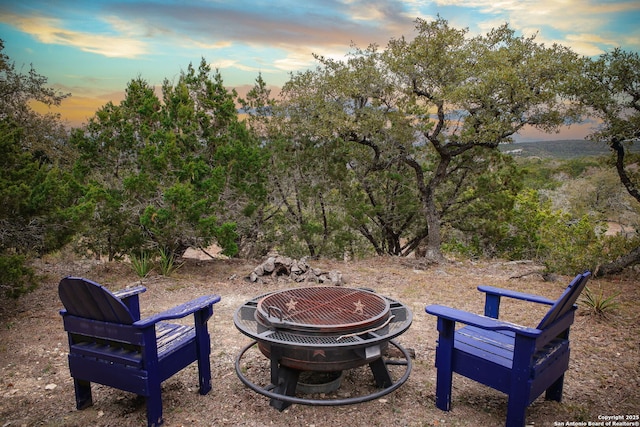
left=58, top=276, right=221, bottom=427
left=425, top=271, right=591, bottom=427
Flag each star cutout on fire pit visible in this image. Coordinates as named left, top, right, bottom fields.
left=285, top=298, right=298, bottom=312
left=353, top=299, right=365, bottom=315
left=312, top=349, right=326, bottom=359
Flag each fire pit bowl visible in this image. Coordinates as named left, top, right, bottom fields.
left=233, top=286, right=413, bottom=410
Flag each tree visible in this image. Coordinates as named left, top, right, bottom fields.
left=242, top=72, right=358, bottom=257
left=269, top=46, right=429, bottom=257
left=73, top=59, right=267, bottom=260
left=267, top=19, right=580, bottom=260
left=578, top=48, right=640, bottom=275
left=0, top=40, right=84, bottom=296
left=384, top=18, right=583, bottom=260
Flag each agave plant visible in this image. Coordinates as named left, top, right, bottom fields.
left=158, top=248, right=183, bottom=277
left=130, top=252, right=153, bottom=278
left=580, top=285, right=620, bottom=318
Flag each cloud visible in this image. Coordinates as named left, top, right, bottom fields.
left=564, top=33, right=620, bottom=56
left=273, top=51, right=318, bottom=72
left=1, top=11, right=148, bottom=58
left=430, top=0, right=639, bottom=55
left=209, top=59, right=268, bottom=73
left=103, top=1, right=412, bottom=62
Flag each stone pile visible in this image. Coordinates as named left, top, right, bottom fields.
left=248, top=255, right=344, bottom=285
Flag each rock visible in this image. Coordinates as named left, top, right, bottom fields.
left=249, top=258, right=343, bottom=285
left=263, top=257, right=275, bottom=273
left=253, top=265, right=264, bottom=276
left=291, top=260, right=301, bottom=274
left=328, top=270, right=342, bottom=285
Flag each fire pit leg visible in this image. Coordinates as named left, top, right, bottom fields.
left=269, top=348, right=300, bottom=411
left=369, top=358, right=393, bottom=388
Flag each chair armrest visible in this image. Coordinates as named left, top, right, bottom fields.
left=477, top=285, right=555, bottom=319
left=113, top=285, right=147, bottom=299
left=425, top=304, right=541, bottom=337
left=135, top=295, right=221, bottom=328
left=477, top=286, right=556, bottom=305
left=114, top=285, right=147, bottom=321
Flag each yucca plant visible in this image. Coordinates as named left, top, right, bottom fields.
left=580, top=285, right=620, bottom=318
left=158, top=248, right=183, bottom=277
left=130, top=252, right=153, bottom=278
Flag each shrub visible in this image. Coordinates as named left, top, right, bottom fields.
left=0, top=255, right=38, bottom=298
left=539, top=214, right=603, bottom=274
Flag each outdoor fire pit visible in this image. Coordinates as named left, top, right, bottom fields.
left=233, top=286, right=413, bottom=410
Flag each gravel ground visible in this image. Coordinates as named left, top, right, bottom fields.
left=1, top=255, right=638, bottom=427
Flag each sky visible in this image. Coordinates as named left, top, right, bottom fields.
left=2, top=0, right=640, bottom=141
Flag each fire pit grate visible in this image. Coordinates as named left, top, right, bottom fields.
left=255, top=286, right=390, bottom=333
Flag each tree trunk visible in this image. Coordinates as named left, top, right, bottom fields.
left=595, top=245, right=640, bottom=277
left=416, top=148, right=451, bottom=263
left=611, top=138, right=640, bottom=203
left=422, top=198, right=446, bottom=262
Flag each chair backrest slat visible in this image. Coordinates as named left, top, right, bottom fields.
left=59, top=277, right=135, bottom=324
left=537, top=271, right=591, bottom=330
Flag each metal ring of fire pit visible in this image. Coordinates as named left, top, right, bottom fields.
left=234, top=339, right=413, bottom=406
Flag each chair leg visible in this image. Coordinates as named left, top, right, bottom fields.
left=146, top=385, right=163, bottom=427
left=73, top=379, right=93, bottom=410
left=434, top=318, right=455, bottom=411
left=195, top=310, right=212, bottom=395
left=545, top=374, right=564, bottom=402
left=197, top=353, right=212, bottom=395
left=506, top=395, right=528, bottom=427
left=435, top=364, right=453, bottom=411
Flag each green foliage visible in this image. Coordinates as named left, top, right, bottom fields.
left=74, top=59, right=267, bottom=260
left=496, top=189, right=547, bottom=260
left=499, top=139, right=628, bottom=159
left=1, top=27, right=638, bottom=288
left=489, top=185, right=638, bottom=275
left=130, top=252, right=153, bottom=278
left=580, top=285, right=620, bottom=318
left=515, top=158, right=564, bottom=191
left=538, top=214, right=602, bottom=274
left=158, top=247, right=183, bottom=277
left=0, top=40, right=85, bottom=296
left=0, top=48, right=82, bottom=255
left=440, top=150, right=523, bottom=257
left=556, top=158, right=602, bottom=179
left=0, top=255, right=37, bottom=298
left=601, top=234, right=640, bottom=260
left=494, top=189, right=596, bottom=273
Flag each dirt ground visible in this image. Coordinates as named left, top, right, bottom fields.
left=0, top=254, right=638, bottom=427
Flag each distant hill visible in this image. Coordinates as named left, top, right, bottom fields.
left=498, top=139, right=633, bottom=159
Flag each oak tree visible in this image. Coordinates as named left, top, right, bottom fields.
left=579, top=49, right=640, bottom=274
